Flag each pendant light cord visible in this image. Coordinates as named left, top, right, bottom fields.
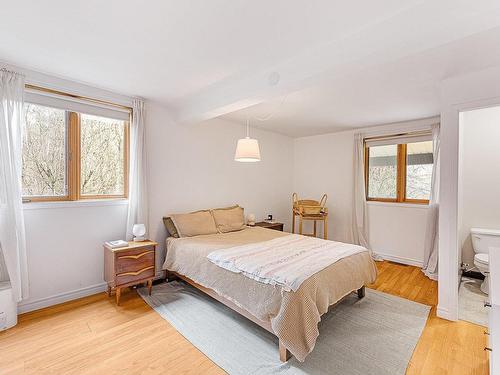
left=244, top=93, right=288, bottom=136
left=253, top=93, right=288, bottom=122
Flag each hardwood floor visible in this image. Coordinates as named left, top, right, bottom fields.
left=0, top=261, right=489, bottom=374
left=369, top=261, right=488, bottom=375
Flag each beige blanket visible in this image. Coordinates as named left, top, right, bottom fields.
left=163, top=227, right=377, bottom=362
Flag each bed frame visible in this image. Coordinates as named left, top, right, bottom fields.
left=166, top=270, right=366, bottom=362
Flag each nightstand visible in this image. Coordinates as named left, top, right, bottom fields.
left=253, top=221, right=284, bottom=231
left=104, top=240, right=158, bottom=305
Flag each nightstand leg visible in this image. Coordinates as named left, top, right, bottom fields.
left=116, top=287, right=121, bottom=305
left=147, top=279, right=153, bottom=295
left=324, top=216, right=328, bottom=240
left=107, top=286, right=111, bottom=297
left=291, top=212, right=295, bottom=234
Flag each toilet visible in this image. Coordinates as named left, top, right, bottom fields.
left=471, top=227, right=500, bottom=294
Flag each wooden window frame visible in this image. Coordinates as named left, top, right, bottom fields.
left=23, top=109, right=130, bottom=203
left=364, top=142, right=430, bottom=205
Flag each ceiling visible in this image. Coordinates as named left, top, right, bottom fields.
left=2, top=1, right=500, bottom=137
left=0, top=0, right=420, bottom=102
left=222, top=26, right=500, bottom=137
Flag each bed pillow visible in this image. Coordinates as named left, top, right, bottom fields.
left=170, top=210, right=218, bottom=238
left=211, top=205, right=246, bottom=233
left=162, top=217, right=179, bottom=238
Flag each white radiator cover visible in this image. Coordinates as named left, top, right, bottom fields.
left=0, top=281, right=17, bottom=330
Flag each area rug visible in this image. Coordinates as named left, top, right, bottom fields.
left=459, top=276, right=489, bottom=327
left=138, top=281, right=430, bottom=375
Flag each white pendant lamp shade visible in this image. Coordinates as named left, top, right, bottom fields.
left=235, top=137, right=261, bottom=162
left=235, top=122, right=261, bottom=162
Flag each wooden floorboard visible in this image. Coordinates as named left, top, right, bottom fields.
left=0, top=261, right=489, bottom=374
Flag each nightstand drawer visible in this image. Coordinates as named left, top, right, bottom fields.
left=116, top=265, right=155, bottom=286
left=115, top=249, right=155, bottom=274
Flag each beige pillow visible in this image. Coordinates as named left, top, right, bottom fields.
left=212, top=205, right=246, bottom=233
left=170, top=210, right=218, bottom=238
left=162, top=217, right=179, bottom=238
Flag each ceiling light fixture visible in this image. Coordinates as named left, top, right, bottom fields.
left=234, top=120, right=261, bottom=162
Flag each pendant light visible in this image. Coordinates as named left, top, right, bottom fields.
left=234, top=120, right=261, bottom=162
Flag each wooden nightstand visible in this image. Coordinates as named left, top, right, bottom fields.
left=104, top=240, right=158, bottom=305
left=253, top=221, right=284, bottom=231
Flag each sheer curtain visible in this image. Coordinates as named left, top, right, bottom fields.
left=0, top=68, right=29, bottom=302
left=352, top=133, right=380, bottom=258
left=422, top=124, right=440, bottom=280
left=126, top=99, right=149, bottom=240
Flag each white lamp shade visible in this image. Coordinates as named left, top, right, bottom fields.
left=132, top=224, right=146, bottom=237
left=234, top=137, right=261, bottom=162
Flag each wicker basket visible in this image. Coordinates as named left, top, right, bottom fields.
left=292, top=193, right=328, bottom=216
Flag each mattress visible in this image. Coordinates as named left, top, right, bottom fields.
left=163, top=226, right=377, bottom=361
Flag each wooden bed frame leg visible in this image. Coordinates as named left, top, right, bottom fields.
left=165, top=270, right=179, bottom=282
left=357, top=286, right=366, bottom=299
left=279, top=340, right=291, bottom=362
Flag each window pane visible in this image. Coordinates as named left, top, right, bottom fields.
left=406, top=141, right=433, bottom=200
left=80, top=114, right=125, bottom=196
left=367, top=144, right=397, bottom=199
left=22, top=104, right=67, bottom=197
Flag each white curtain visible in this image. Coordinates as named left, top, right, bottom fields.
left=0, top=68, right=29, bottom=302
left=422, top=124, right=440, bottom=280
left=352, top=133, right=380, bottom=259
left=126, top=99, right=149, bottom=240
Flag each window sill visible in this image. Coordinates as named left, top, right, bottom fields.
left=22, top=198, right=129, bottom=210
left=366, top=201, right=429, bottom=209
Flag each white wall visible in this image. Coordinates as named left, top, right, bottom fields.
left=459, top=106, right=500, bottom=265
left=19, top=202, right=128, bottom=313
left=293, top=118, right=438, bottom=266
left=368, top=203, right=429, bottom=266
left=147, top=102, right=294, bottom=272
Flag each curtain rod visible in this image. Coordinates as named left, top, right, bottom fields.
left=25, top=83, right=133, bottom=112
left=363, top=129, right=432, bottom=142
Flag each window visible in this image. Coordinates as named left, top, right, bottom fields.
left=365, top=136, right=433, bottom=204
left=22, top=103, right=129, bottom=202
left=80, top=114, right=127, bottom=197
left=22, top=104, right=68, bottom=198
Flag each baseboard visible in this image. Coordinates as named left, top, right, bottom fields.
left=18, top=272, right=166, bottom=314
left=437, top=305, right=458, bottom=321
left=18, top=283, right=107, bottom=314
left=374, top=252, right=423, bottom=268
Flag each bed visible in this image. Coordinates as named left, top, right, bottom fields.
left=163, top=225, right=377, bottom=362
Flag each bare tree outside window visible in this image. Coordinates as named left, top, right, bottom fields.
left=367, top=144, right=397, bottom=199
left=366, top=139, right=433, bottom=203
left=80, top=114, right=125, bottom=196
left=22, top=104, right=67, bottom=197
left=21, top=103, right=128, bottom=201
left=406, top=141, right=433, bottom=200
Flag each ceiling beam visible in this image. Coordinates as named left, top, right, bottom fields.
left=174, top=0, right=500, bottom=124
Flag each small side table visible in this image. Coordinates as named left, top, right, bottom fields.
left=104, top=240, right=158, bottom=305
left=253, top=221, right=284, bottom=232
